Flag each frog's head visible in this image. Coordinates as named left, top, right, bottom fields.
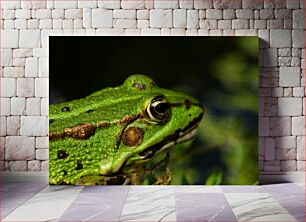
left=109, top=74, right=204, bottom=174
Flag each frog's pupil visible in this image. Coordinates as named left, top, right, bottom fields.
left=61, top=106, right=70, bottom=112
left=75, top=161, right=83, bottom=170
left=155, top=103, right=168, bottom=114
left=57, top=150, right=68, bottom=159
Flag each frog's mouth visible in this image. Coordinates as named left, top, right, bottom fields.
left=139, top=112, right=204, bottom=160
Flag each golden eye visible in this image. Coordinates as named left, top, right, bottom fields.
left=147, top=96, right=171, bottom=124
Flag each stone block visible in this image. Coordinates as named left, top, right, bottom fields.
left=19, top=30, right=41, bottom=48
left=270, top=117, right=291, bottom=136
left=232, top=19, right=249, bottom=29
left=279, top=67, right=300, bottom=87
left=4, top=19, right=15, bottom=29
left=15, top=19, right=27, bottom=29
left=161, top=28, right=171, bottom=36
left=13, top=58, right=25, bottom=67
left=98, top=0, right=120, bottom=9
left=137, top=20, right=149, bottom=28
left=223, top=9, right=235, bottom=19
left=2, top=49, right=12, bottom=67
left=218, top=20, right=231, bottom=29
left=137, top=10, right=149, bottom=19
left=11, top=97, right=26, bottom=115
left=275, top=136, right=297, bottom=149
left=28, top=160, right=41, bottom=171
left=297, top=136, right=305, bottom=160
left=35, top=78, right=49, bottom=97
left=154, top=0, right=178, bottom=9
left=26, top=98, right=41, bottom=116
left=13, top=49, right=32, bottom=58
left=259, top=117, right=269, bottom=136
left=52, top=9, right=64, bottom=19
left=236, top=9, right=254, bottom=19
left=1, top=98, right=10, bottom=116
left=140, top=28, right=161, bottom=36
left=36, top=137, right=49, bottom=149
left=65, top=9, right=82, bottom=19
left=278, top=98, right=302, bottom=116
left=284, top=87, right=293, bottom=97
left=20, top=116, right=48, bottom=136
left=63, top=19, right=73, bottom=29
left=78, top=0, right=97, bottom=8
left=293, top=9, right=305, bottom=29
left=1, top=78, right=16, bottom=97
left=5, top=136, right=35, bottom=160
left=263, top=48, right=277, bottom=67
left=291, top=57, right=300, bottom=67
left=278, top=48, right=291, bottom=57
left=187, top=10, right=199, bottom=29
left=1, top=1, right=20, bottom=9
left=17, top=78, right=34, bottom=97
left=7, top=116, right=21, bottom=136
left=113, top=9, right=136, bottom=19
left=265, top=137, right=275, bottom=160
left=1, top=116, right=6, bottom=136
left=150, top=9, right=172, bottom=28
left=171, top=29, right=186, bottom=36
left=242, top=0, right=263, bottom=8
left=9, top=161, right=27, bottom=171
left=35, top=9, right=51, bottom=19
left=206, top=9, right=222, bottom=19
left=92, top=9, right=113, bottom=28
left=274, top=9, right=292, bottom=19
left=194, top=0, right=212, bottom=8
left=38, top=58, right=49, bottom=77
left=287, top=0, right=300, bottom=8
left=178, top=0, right=192, bottom=8
left=39, top=19, right=52, bottom=29
left=173, top=9, right=186, bottom=28
left=114, top=19, right=137, bottom=28
left=25, top=57, right=38, bottom=77
left=36, top=149, right=48, bottom=160
left=292, top=116, right=305, bottom=136
left=292, top=30, right=305, bottom=48
left=264, top=164, right=281, bottom=172
left=41, top=160, right=49, bottom=171
left=293, top=87, right=305, bottom=97
left=3, top=67, right=24, bottom=78
left=1, top=30, right=19, bottom=48
left=41, top=98, right=49, bottom=116
left=213, top=0, right=241, bottom=9
left=186, top=29, right=198, bottom=36
left=281, top=160, right=297, bottom=171
left=276, top=148, right=297, bottom=160
left=121, top=0, right=145, bottom=9
left=272, top=87, right=283, bottom=97
left=83, top=8, right=92, bottom=28
left=297, top=161, right=305, bottom=171
left=3, top=9, right=16, bottom=19
left=270, top=29, right=291, bottom=48
left=15, top=9, right=31, bottom=19
left=54, top=1, right=77, bottom=9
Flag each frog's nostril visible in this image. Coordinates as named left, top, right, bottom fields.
left=86, top=109, right=94, bottom=113
left=57, top=150, right=68, bottom=159
left=61, top=106, right=70, bottom=112
left=75, top=161, right=83, bottom=170
left=184, top=100, right=191, bottom=109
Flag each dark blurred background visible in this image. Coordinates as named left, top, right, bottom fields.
left=50, top=36, right=258, bottom=185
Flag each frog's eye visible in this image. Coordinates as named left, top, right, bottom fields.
left=147, top=96, right=171, bottom=124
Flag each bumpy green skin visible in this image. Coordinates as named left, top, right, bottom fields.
left=49, top=75, right=204, bottom=185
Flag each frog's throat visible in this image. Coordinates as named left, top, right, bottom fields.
left=138, top=111, right=204, bottom=160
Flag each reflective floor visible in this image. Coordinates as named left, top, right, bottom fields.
left=1, top=182, right=304, bottom=221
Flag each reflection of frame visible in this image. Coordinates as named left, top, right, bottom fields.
left=49, top=37, right=258, bottom=185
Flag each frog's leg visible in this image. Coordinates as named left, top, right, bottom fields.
left=153, top=167, right=172, bottom=185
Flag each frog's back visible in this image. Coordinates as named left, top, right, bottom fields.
left=49, top=75, right=158, bottom=132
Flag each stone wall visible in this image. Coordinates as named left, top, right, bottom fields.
left=0, top=0, right=305, bottom=175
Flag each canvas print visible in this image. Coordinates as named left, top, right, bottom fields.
left=49, top=37, right=258, bottom=185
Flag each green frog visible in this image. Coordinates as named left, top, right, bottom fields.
left=49, top=75, right=204, bottom=185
